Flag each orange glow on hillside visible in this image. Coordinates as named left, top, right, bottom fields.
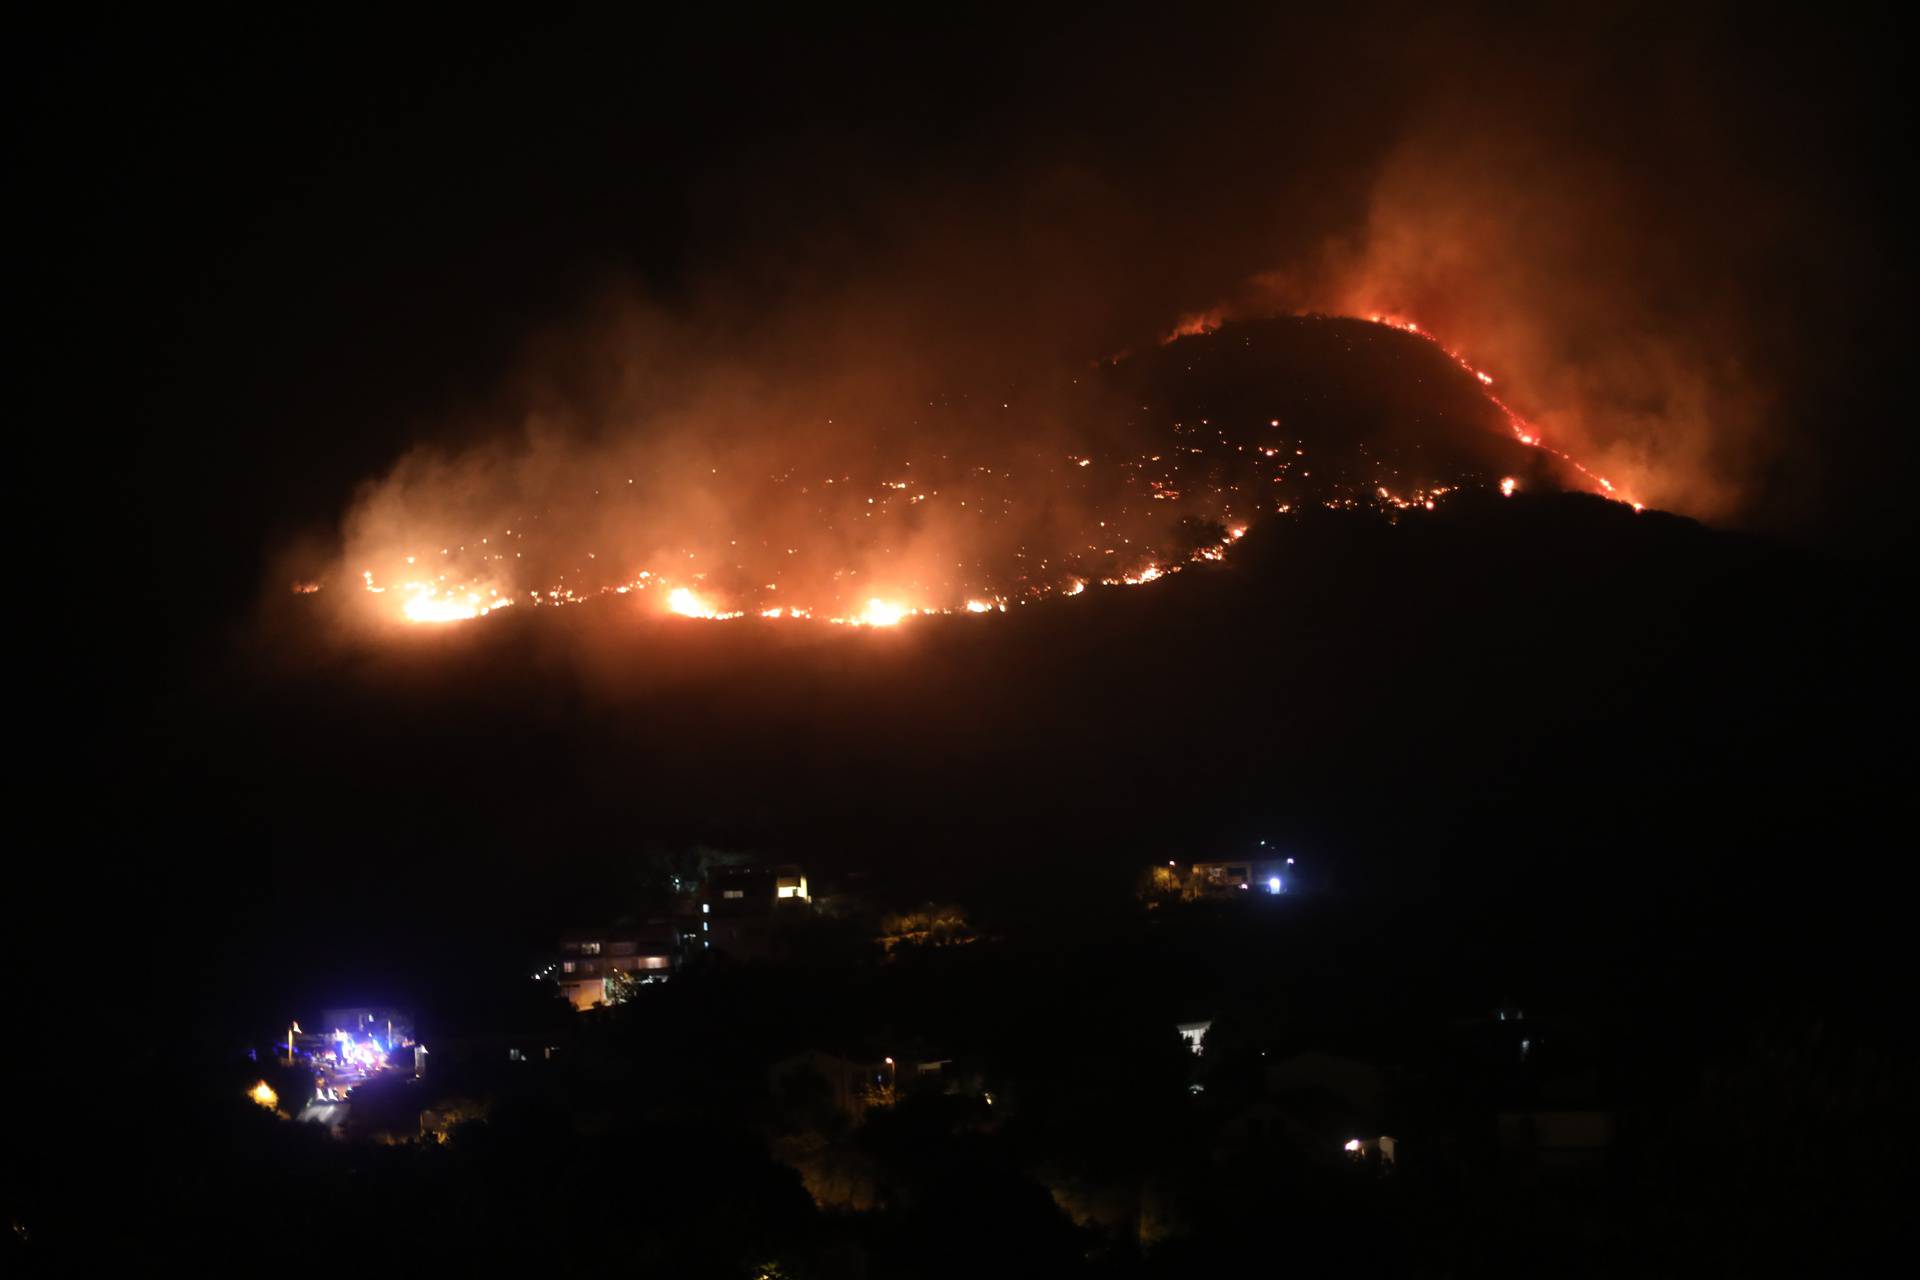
left=322, top=311, right=1648, bottom=632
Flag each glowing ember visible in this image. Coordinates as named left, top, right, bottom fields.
left=1501, top=477, right=1518, bottom=497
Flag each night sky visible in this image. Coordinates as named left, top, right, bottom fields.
left=15, top=3, right=1911, bottom=1069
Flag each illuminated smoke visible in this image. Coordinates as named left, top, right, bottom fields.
left=287, top=13, right=1880, bottom=633
left=314, top=303, right=1631, bottom=635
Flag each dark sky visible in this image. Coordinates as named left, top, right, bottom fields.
left=12, top=6, right=1909, bottom=1028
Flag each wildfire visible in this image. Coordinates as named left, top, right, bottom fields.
left=328, top=311, right=1650, bottom=631
left=248, top=1080, right=279, bottom=1111
left=357, top=569, right=515, bottom=622
left=1164, top=309, right=1224, bottom=342
left=668, top=587, right=717, bottom=618
left=1364, top=312, right=1643, bottom=510
left=855, top=598, right=907, bottom=627
left=666, top=587, right=745, bottom=620
left=402, top=587, right=512, bottom=623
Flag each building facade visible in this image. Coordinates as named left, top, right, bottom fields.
left=554, top=921, right=679, bottom=1009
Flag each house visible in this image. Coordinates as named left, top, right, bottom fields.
left=702, top=863, right=810, bottom=960
left=1141, top=853, right=1300, bottom=903
left=1177, top=1020, right=1212, bottom=1056
left=555, top=921, right=679, bottom=1009
left=1186, top=857, right=1295, bottom=899
left=709, top=863, right=811, bottom=908
left=774, top=865, right=811, bottom=902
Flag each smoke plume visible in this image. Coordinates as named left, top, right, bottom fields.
left=304, top=6, right=1890, bottom=630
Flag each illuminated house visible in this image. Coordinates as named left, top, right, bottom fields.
left=1185, top=857, right=1294, bottom=899
left=775, top=866, right=811, bottom=901
left=555, top=921, right=678, bottom=1009
left=708, top=863, right=810, bottom=906
left=702, top=863, right=811, bottom=959
left=1177, top=1020, right=1212, bottom=1055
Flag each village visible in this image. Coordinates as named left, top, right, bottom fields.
left=241, top=844, right=1614, bottom=1251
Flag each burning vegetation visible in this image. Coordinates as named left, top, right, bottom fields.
left=313, top=314, right=1638, bottom=635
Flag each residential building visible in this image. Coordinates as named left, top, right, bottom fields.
left=1185, top=857, right=1295, bottom=899
left=555, top=921, right=679, bottom=1009
left=702, top=863, right=810, bottom=960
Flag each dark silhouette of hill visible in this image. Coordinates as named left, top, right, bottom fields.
left=113, top=482, right=1893, bottom=1035
left=29, top=247, right=1906, bottom=1280
left=46, top=477, right=1896, bottom=1275
left=35, top=312, right=1901, bottom=1124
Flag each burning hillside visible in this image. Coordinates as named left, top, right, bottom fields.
left=314, top=314, right=1639, bottom=633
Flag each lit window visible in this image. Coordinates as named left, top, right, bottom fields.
left=701, top=903, right=710, bottom=914
left=722, top=889, right=745, bottom=900
left=561, top=961, right=575, bottom=973
left=579, top=942, right=602, bottom=955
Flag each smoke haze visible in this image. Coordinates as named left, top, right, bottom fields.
left=21, top=4, right=1895, bottom=653
left=298, top=5, right=1894, bottom=627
